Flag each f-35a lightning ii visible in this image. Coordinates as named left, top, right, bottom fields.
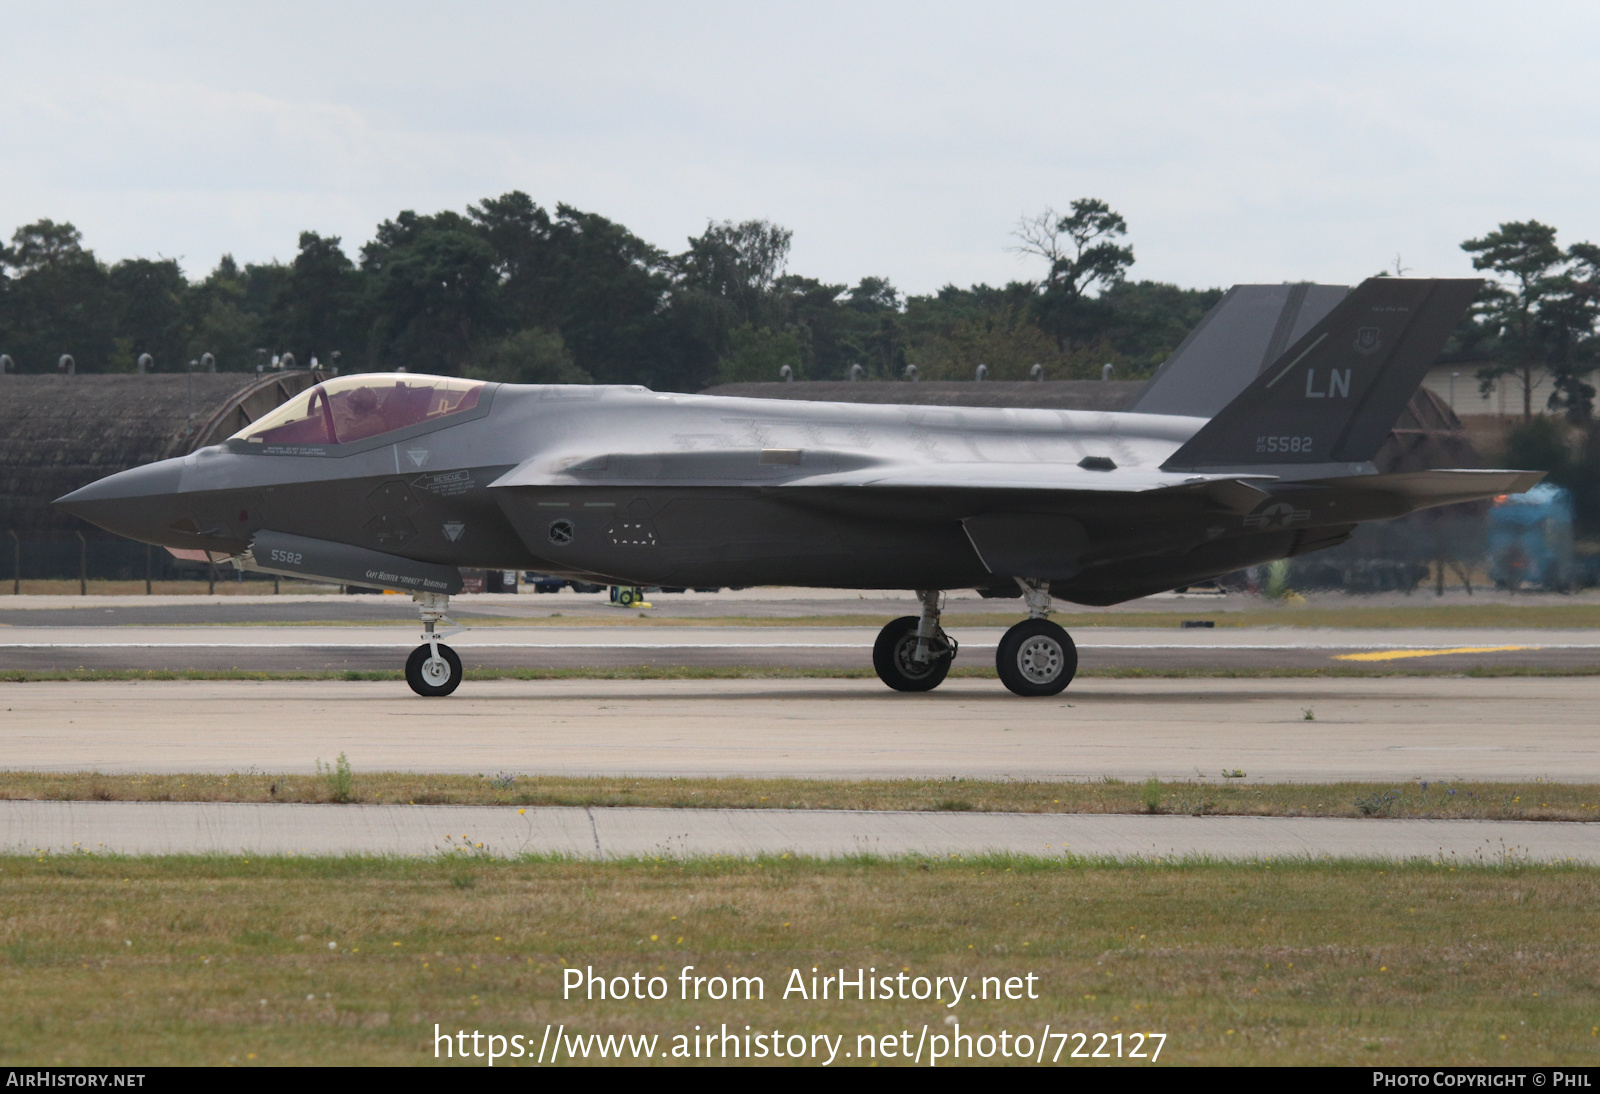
left=56, top=277, right=1539, bottom=698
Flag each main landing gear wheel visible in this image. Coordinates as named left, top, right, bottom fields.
left=996, top=618, right=1077, bottom=697
left=406, top=642, right=462, bottom=697
left=872, top=615, right=954, bottom=692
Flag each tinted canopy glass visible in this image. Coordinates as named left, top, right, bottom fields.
left=232, top=374, right=485, bottom=447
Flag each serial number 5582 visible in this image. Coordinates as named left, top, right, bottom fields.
left=1255, top=435, right=1312, bottom=454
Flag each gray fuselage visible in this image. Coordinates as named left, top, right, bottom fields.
left=56, top=382, right=1407, bottom=605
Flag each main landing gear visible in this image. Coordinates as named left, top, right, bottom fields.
left=872, top=590, right=959, bottom=692
left=870, top=581, right=1078, bottom=697
left=406, top=591, right=464, bottom=697
left=994, top=580, right=1077, bottom=697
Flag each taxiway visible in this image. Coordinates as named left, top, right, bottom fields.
left=3, top=799, right=1592, bottom=862
left=1, top=676, right=1595, bottom=781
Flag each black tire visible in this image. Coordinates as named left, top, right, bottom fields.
left=995, top=619, right=1077, bottom=697
left=872, top=616, right=953, bottom=693
left=405, top=643, right=463, bottom=697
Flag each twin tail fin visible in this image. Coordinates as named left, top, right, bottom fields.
left=1161, top=277, right=1480, bottom=471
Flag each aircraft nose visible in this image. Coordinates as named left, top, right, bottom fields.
left=54, top=459, right=187, bottom=541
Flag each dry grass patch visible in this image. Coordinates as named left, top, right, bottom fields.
left=2, top=771, right=1597, bottom=821
left=0, top=855, right=1595, bottom=1066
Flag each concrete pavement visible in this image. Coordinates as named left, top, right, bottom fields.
left=1, top=623, right=1596, bottom=673
left=3, top=799, right=1591, bottom=862
left=2, top=676, right=1596, bottom=781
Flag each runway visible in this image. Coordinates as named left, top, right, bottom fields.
left=6, top=588, right=1594, bottom=861
left=3, top=676, right=1597, bottom=782
left=3, top=799, right=1594, bottom=861
left=3, top=588, right=1599, bottom=675
left=2, top=623, right=1598, bottom=673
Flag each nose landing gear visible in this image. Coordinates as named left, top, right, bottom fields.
left=872, top=589, right=958, bottom=692
left=406, top=591, right=464, bottom=696
left=995, top=579, right=1077, bottom=696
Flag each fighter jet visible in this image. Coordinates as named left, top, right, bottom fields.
left=55, top=277, right=1539, bottom=698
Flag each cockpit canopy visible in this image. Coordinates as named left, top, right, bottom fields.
left=231, top=374, right=486, bottom=446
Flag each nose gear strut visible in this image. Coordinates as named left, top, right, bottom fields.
left=406, top=591, right=465, bottom=696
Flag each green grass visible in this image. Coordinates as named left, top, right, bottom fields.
left=3, top=772, right=1596, bottom=820
left=0, top=854, right=1595, bottom=1066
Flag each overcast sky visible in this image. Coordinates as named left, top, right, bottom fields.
left=3, top=1, right=1598, bottom=295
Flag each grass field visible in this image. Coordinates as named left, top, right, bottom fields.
left=3, top=771, right=1596, bottom=821
left=0, top=855, right=1594, bottom=1066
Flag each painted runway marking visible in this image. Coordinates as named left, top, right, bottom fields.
left=1334, top=645, right=1538, bottom=662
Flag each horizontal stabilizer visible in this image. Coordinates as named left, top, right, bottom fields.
left=1313, top=469, right=1546, bottom=513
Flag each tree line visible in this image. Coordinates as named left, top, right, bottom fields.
left=2, top=196, right=1597, bottom=424
left=1456, top=220, right=1600, bottom=423
left=0, top=195, right=1219, bottom=392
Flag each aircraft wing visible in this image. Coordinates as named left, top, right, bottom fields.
left=489, top=452, right=1277, bottom=513
left=778, top=464, right=1277, bottom=513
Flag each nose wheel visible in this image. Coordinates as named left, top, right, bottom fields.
left=406, top=642, right=463, bottom=696
left=407, top=590, right=465, bottom=697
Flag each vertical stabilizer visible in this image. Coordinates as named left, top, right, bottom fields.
left=1160, top=278, right=1481, bottom=470
left=1129, top=283, right=1349, bottom=418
